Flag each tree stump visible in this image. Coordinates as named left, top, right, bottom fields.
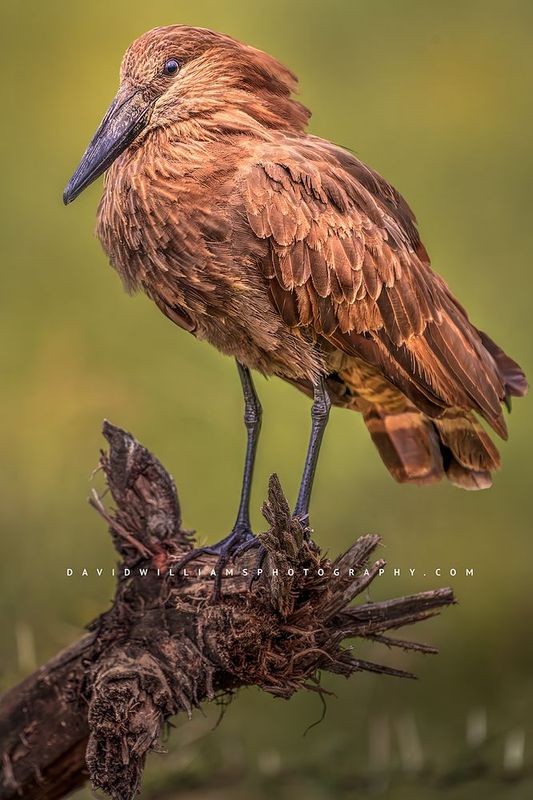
left=0, top=422, right=455, bottom=800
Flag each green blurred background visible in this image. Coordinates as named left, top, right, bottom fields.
left=1, top=0, right=532, bottom=797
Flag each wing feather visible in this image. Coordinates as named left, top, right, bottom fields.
left=239, top=139, right=511, bottom=433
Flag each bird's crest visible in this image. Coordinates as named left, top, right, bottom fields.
left=121, top=25, right=311, bottom=135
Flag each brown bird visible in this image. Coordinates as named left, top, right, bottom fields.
left=64, top=25, right=527, bottom=567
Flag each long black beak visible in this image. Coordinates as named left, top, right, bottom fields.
left=63, top=87, right=151, bottom=205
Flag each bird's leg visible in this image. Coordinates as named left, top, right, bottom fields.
left=174, top=361, right=263, bottom=596
left=231, top=361, right=262, bottom=539
left=293, top=376, right=331, bottom=525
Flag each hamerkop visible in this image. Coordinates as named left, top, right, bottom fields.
left=64, top=25, right=527, bottom=567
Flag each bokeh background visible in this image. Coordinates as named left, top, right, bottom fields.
left=1, top=0, right=532, bottom=797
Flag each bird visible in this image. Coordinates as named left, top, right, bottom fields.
left=64, top=25, right=527, bottom=570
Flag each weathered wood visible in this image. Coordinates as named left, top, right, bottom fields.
left=0, top=422, right=455, bottom=800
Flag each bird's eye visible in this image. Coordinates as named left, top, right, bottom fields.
left=163, top=58, right=180, bottom=77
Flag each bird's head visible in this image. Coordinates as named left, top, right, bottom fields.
left=63, top=25, right=309, bottom=204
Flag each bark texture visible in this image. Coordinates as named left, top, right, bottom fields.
left=0, top=422, right=455, bottom=800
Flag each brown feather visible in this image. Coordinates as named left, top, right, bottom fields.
left=364, top=408, right=445, bottom=485
left=435, top=411, right=500, bottom=472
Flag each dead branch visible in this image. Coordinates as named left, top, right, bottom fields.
left=0, top=421, right=455, bottom=800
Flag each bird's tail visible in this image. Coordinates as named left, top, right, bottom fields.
left=478, top=330, right=528, bottom=402
left=363, top=407, right=501, bottom=490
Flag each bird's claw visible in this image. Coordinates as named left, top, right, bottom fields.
left=173, top=525, right=267, bottom=599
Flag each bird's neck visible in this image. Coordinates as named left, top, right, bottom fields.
left=147, top=86, right=309, bottom=144
left=97, top=131, right=244, bottom=293
left=154, top=114, right=277, bottom=144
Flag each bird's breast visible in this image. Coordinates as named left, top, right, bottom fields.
left=96, top=141, right=265, bottom=337
left=97, top=143, right=234, bottom=293
left=95, top=136, right=323, bottom=381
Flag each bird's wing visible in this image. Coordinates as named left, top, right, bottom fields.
left=238, top=138, right=507, bottom=435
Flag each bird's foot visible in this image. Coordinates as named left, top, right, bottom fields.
left=173, top=525, right=267, bottom=599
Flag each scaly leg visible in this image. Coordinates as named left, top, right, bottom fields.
left=175, top=361, right=262, bottom=594
left=294, top=376, right=331, bottom=524
left=232, top=361, right=262, bottom=537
